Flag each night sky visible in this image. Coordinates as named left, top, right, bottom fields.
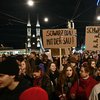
left=0, top=0, right=97, bottom=49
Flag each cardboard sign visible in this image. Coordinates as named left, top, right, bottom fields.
left=42, top=29, right=77, bottom=48
left=85, top=26, right=100, bottom=51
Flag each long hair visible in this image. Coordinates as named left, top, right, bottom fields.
left=25, top=60, right=33, bottom=78
left=58, top=63, right=77, bottom=85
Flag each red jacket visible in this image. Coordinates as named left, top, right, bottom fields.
left=70, top=76, right=97, bottom=100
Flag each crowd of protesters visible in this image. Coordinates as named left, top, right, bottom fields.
left=0, top=50, right=100, bottom=100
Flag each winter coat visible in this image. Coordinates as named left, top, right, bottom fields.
left=89, top=83, right=100, bottom=100
left=70, top=76, right=97, bottom=100
left=0, top=78, right=32, bottom=100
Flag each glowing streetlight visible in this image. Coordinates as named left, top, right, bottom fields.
left=44, top=17, right=49, bottom=22
left=27, top=0, right=34, bottom=7
left=97, top=15, right=100, bottom=21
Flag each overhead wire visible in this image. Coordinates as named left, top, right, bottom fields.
left=0, top=1, right=97, bottom=29
left=72, top=5, right=96, bottom=20
left=0, top=10, right=26, bottom=24
left=72, top=0, right=82, bottom=19
left=39, top=0, right=96, bottom=29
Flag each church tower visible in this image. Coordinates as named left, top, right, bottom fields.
left=36, top=16, right=40, bottom=48
left=36, top=17, right=44, bottom=52
left=27, top=14, right=31, bottom=52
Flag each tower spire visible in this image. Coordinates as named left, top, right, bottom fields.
left=36, top=15, right=44, bottom=52
left=36, top=15, right=40, bottom=27
left=27, top=13, right=32, bottom=52
left=27, top=14, right=31, bottom=26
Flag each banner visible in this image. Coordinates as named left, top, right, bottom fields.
left=85, top=26, right=100, bottom=51
left=42, top=29, right=77, bottom=48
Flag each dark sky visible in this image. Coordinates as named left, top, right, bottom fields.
left=0, top=0, right=97, bottom=49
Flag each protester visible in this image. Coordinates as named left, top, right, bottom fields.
left=29, top=51, right=42, bottom=70
left=57, top=63, right=77, bottom=100
left=32, top=66, right=52, bottom=100
left=89, top=82, right=100, bottom=100
left=88, top=58, right=97, bottom=78
left=68, top=56, right=80, bottom=76
left=18, top=59, right=33, bottom=85
left=41, top=53, right=52, bottom=72
left=0, top=56, right=31, bottom=100
left=16, top=55, right=24, bottom=65
left=70, top=62, right=97, bottom=100
left=95, top=65, right=100, bottom=82
left=47, top=62, right=59, bottom=100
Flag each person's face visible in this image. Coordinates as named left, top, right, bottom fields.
left=62, top=58, right=68, bottom=64
left=66, top=66, right=73, bottom=77
left=49, top=63, right=56, bottom=72
left=85, top=54, right=88, bottom=58
left=30, top=53, right=35, bottom=59
left=91, top=61, right=96, bottom=68
left=19, top=61, right=26, bottom=74
left=80, top=67, right=89, bottom=78
left=33, top=71, right=41, bottom=78
left=0, top=74, right=14, bottom=89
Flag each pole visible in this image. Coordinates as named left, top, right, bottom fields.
left=59, top=48, right=63, bottom=71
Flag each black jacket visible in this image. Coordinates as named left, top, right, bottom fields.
left=0, top=78, right=32, bottom=100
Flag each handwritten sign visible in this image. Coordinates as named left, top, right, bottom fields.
left=85, top=26, right=100, bottom=51
left=42, top=29, right=77, bottom=48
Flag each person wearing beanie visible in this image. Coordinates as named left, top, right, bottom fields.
left=68, top=56, right=80, bottom=76
left=19, top=86, right=48, bottom=100
left=0, top=56, right=32, bottom=100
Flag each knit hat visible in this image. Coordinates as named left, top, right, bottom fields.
left=0, top=56, right=19, bottom=75
left=68, top=56, right=77, bottom=63
left=19, top=87, right=48, bottom=100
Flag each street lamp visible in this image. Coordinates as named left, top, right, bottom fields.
left=97, top=15, right=100, bottom=21
left=27, top=0, right=34, bottom=7
left=95, top=1, right=100, bottom=23
left=44, top=17, right=49, bottom=22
